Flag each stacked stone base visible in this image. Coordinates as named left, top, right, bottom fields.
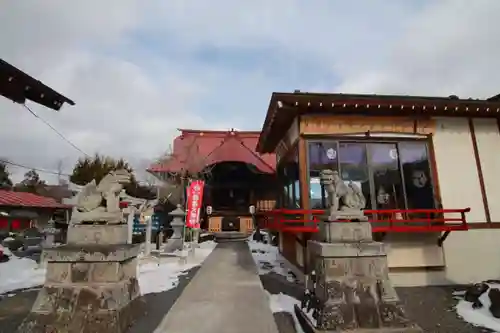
left=18, top=224, right=145, bottom=333
left=296, top=221, right=422, bottom=333
left=19, top=291, right=145, bottom=333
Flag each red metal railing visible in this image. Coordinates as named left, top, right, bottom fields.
left=262, top=207, right=471, bottom=233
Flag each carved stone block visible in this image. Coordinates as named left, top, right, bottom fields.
left=45, top=263, right=70, bottom=283
left=319, top=220, right=373, bottom=243
left=92, top=262, right=122, bottom=282
left=67, top=224, right=129, bottom=245
left=71, top=263, right=92, bottom=282
left=42, top=244, right=139, bottom=262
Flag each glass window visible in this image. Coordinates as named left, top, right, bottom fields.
left=309, top=177, right=323, bottom=209
left=399, top=142, right=434, bottom=210
left=308, top=142, right=338, bottom=209
left=282, top=184, right=289, bottom=208
left=369, top=143, right=405, bottom=210
left=305, top=139, right=436, bottom=214
left=293, top=180, right=300, bottom=208
left=308, top=142, right=338, bottom=171
left=277, top=145, right=300, bottom=209
left=339, top=143, right=371, bottom=209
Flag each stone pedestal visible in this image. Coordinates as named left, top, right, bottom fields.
left=295, top=220, right=422, bottom=333
left=18, top=223, right=145, bottom=333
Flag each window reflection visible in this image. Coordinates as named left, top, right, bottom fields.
left=369, top=143, right=405, bottom=210
left=308, top=142, right=338, bottom=209
left=308, top=142, right=338, bottom=171
left=293, top=180, right=300, bottom=208
left=306, top=140, right=436, bottom=215
left=399, top=142, right=434, bottom=210
left=339, top=143, right=370, bottom=209
left=309, top=177, right=323, bottom=209
left=278, top=145, right=301, bottom=209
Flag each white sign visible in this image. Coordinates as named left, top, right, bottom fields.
left=326, top=148, right=337, bottom=160
left=389, top=149, right=398, bottom=160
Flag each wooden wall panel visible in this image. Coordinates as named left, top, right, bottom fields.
left=276, top=118, right=300, bottom=165
left=300, top=115, right=435, bottom=136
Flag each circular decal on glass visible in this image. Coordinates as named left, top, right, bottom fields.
left=412, top=170, right=428, bottom=188
left=326, top=148, right=337, bottom=160
left=389, top=148, right=398, bottom=160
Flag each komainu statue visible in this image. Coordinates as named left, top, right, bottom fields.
left=320, top=169, right=366, bottom=220
left=70, top=169, right=132, bottom=224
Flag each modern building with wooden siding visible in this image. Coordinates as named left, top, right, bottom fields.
left=256, top=91, right=500, bottom=286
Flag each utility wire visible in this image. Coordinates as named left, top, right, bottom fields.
left=23, top=104, right=89, bottom=157
left=0, top=159, right=71, bottom=177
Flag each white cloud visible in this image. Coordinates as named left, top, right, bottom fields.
left=1, top=0, right=500, bottom=184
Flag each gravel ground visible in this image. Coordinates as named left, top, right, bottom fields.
left=260, top=272, right=493, bottom=333
left=0, top=267, right=199, bottom=333
left=0, top=289, right=40, bottom=333
left=398, top=285, right=493, bottom=333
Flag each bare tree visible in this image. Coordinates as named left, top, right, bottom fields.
left=153, top=137, right=213, bottom=206
left=56, top=159, right=68, bottom=186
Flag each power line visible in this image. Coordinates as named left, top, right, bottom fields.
left=0, top=159, right=71, bottom=177
left=23, top=104, right=89, bottom=157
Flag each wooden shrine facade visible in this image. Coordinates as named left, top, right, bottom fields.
left=256, top=91, right=500, bottom=285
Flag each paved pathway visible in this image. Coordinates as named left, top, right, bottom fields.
left=154, top=241, right=279, bottom=333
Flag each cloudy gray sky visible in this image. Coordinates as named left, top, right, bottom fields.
left=1, top=0, right=500, bottom=184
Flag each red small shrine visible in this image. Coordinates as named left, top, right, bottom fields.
left=148, top=129, right=278, bottom=235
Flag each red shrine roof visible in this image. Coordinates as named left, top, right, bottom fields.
left=0, top=190, right=72, bottom=209
left=148, top=129, right=276, bottom=174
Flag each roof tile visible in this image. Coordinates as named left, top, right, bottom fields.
left=0, top=190, right=71, bottom=209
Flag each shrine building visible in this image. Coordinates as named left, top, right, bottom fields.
left=148, top=129, right=278, bottom=237
left=256, top=91, right=500, bottom=286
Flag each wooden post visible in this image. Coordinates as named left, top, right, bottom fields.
left=298, top=137, right=310, bottom=273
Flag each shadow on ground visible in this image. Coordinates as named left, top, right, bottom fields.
left=259, top=272, right=493, bottom=333
left=0, top=267, right=200, bottom=333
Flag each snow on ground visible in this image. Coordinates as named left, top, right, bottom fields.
left=139, top=241, right=216, bottom=295
left=0, top=241, right=217, bottom=296
left=456, top=283, right=500, bottom=332
left=249, top=233, right=306, bottom=332
left=0, top=255, right=46, bottom=294
left=247, top=234, right=298, bottom=282
left=267, top=291, right=304, bottom=333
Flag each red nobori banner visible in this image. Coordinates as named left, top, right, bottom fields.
left=186, top=180, right=205, bottom=228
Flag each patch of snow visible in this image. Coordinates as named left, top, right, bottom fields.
left=137, top=240, right=217, bottom=295
left=267, top=291, right=304, bottom=333
left=0, top=240, right=217, bottom=296
left=0, top=255, right=46, bottom=294
left=456, top=283, right=500, bottom=332
left=0, top=244, right=13, bottom=257
left=248, top=235, right=297, bottom=282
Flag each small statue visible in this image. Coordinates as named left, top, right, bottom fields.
left=70, top=169, right=132, bottom=224
left=320, top=169, right=366, bottom=220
